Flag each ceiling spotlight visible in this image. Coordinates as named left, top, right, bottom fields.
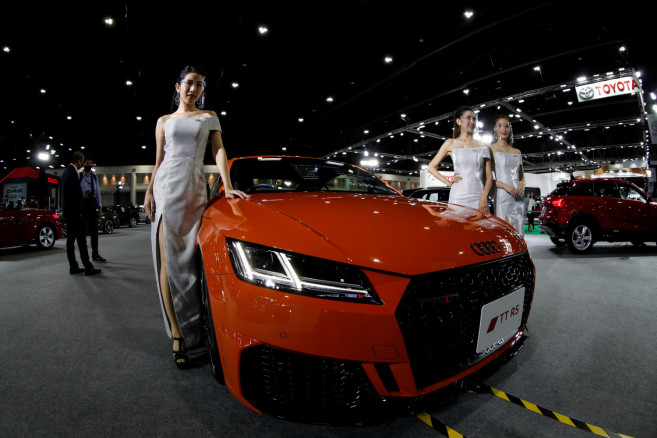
left=258, top=26, right=268, bottom=34
left=40, top=89, right=46, bottom=94
left=136, top=116, right=142, bottom=121
left=384, top=56, right=393, bottom=63
left=37, top=152, right=50, bottom=161
left=360, top=159, right=378, bottom=167
left=326, top=96, right=334, bottom=103
left=231, top=82, right=239, bottom=88
left=463, top=89, right=470, bottom=95
left=141, top=145, right=147, bottom=149
left=297, top=118, right=304, bottom=123
left=533, top=66, right=541, bottom=71
left=126, top=80, right=133, bottom=86
left=104, top=17, right=114, bottom=27
left=464, top=10, right=474, bottom=19
left=619, top=46, right=626, bottom=52
left=2, top=46, right=9, bottom=53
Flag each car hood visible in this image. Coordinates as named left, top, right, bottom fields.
left=203, top=193, right=525, bottom=276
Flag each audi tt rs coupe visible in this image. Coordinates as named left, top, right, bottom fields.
left=197, top=156, right=535, bottom=424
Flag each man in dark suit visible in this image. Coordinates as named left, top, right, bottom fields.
left=61, top=151, right=101, bottom=276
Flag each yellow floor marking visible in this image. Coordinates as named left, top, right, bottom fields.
left=554, top=411, right=576, bottom=427
left=417, top=412, right=433, bottom=427
left=586, top=424, right=611, bottom=437
left=520, top=399, right=542, bottom=414
left=446, top=427, right=464, bottom=438
left=491, top=387, right=510, bottom=401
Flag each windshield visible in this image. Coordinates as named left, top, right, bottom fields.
left=216, top=157, right=399, bottom=196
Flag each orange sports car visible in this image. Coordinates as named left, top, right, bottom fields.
left=198, top=156, right=534, bottom=424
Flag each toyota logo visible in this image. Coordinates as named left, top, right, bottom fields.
left=470, top=240, right=502, bottom=256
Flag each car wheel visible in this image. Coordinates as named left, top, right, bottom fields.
left=36, top=224, right=56, bottom=249
left=104, top=220, right=114, bottom=234
left=549, top=236, right=566, bottom=247
left=567, top=223, right=594, bottom=254
left=200, top=257, right=225, bottom=384
left=129, top=217, right=137, bottom=228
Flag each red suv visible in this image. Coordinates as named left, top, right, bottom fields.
left=539, top=178, right=657, bottom=254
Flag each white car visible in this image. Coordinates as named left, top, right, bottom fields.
left=136, top=205, right=150, bottom=224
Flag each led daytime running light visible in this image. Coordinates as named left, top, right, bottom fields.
left=228, top=239, right=381, bottom=304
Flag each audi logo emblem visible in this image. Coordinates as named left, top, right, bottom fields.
left=470, top=240, right=502, bottom=256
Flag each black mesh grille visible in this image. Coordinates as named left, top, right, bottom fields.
left=241, top=345, right=395, bottom=424
left=395, top=252, right=534, bottom=390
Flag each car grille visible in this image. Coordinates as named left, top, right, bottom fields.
left=241, top=345, right=396, bottom=424
left=395, top=252, right=534, bottom=390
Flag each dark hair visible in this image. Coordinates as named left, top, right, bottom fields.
left=176, top=65, right=206, bottom=82
left=72, top=151, right=84, bottom=163
left=453, top=106, right=475, bottom=138
left=171, top=65, right=207, bottom=112
left=493, top=114, right=513, bottom=146
left=83, top=155, right=93, bottom=162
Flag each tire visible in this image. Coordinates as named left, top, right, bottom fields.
left=103, top=220, right=114, bottom=234
left=567, top=222, right=594, bottom=254
left=36, top=224, right=56, bottom=249
left=129, top=217, right=137, bottom=228
left=549, top=236, right=566, bottom=247
left=200, top=258, right=225, bottom=384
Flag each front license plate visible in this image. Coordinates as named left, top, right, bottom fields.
left=476, top=288, right=525, bottom=354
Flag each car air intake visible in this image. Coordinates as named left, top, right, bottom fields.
left=240, top=345, right=403, bottom=424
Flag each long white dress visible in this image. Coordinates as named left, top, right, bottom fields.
left=151, top=116, right=221, bottom=347
left=449, top=147, right=490, bottom=210
left=494, top=152, right=524, bottom=236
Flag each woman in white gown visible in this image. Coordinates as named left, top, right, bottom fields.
left=491, top=115, right=526, bottom=236
left=427, top=106, right=493, bottom=211
left=143, top=66, right=248, bottom=368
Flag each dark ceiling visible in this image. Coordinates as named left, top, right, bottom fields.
left=1, top=1, right=655, bottom=176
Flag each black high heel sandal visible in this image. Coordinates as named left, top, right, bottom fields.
left=172, top=337, right=189, bottom=369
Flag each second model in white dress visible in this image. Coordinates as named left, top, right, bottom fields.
left=494, top=152, right=525, bottom=236
left=449, top=147, right=491, bottom=209
left=151, top=116, right=221, bottom=347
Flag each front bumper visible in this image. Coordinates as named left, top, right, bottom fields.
left=206, top=252, right=535, bottom=424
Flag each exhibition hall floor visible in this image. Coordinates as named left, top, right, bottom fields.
left=1, top=225, right=655, bottom=437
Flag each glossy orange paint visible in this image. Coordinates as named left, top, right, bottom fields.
left=197, top=156, right=534, bottom=419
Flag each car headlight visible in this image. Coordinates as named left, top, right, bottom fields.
left=227, top=238, right=382, bottom=304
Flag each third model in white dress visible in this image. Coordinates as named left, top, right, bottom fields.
left=449, top=147, right=491, bottom=210
left=494, top=152, right=525, bottom=236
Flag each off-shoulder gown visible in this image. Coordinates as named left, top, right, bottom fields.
left=151, top=116, right=221, bottom=347
left=449, top=147, right=490, bottom=210
left=494, top=152, right=525, bottom=236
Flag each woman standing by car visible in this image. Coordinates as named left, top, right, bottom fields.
left=427, top=106, right=493, bottom=211
left=143, top=65, right=248, bottom=368
left=491, top=115, right=526, bottom=236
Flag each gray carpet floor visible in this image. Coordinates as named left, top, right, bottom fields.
left=1, top=225, right=655, bottom=437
